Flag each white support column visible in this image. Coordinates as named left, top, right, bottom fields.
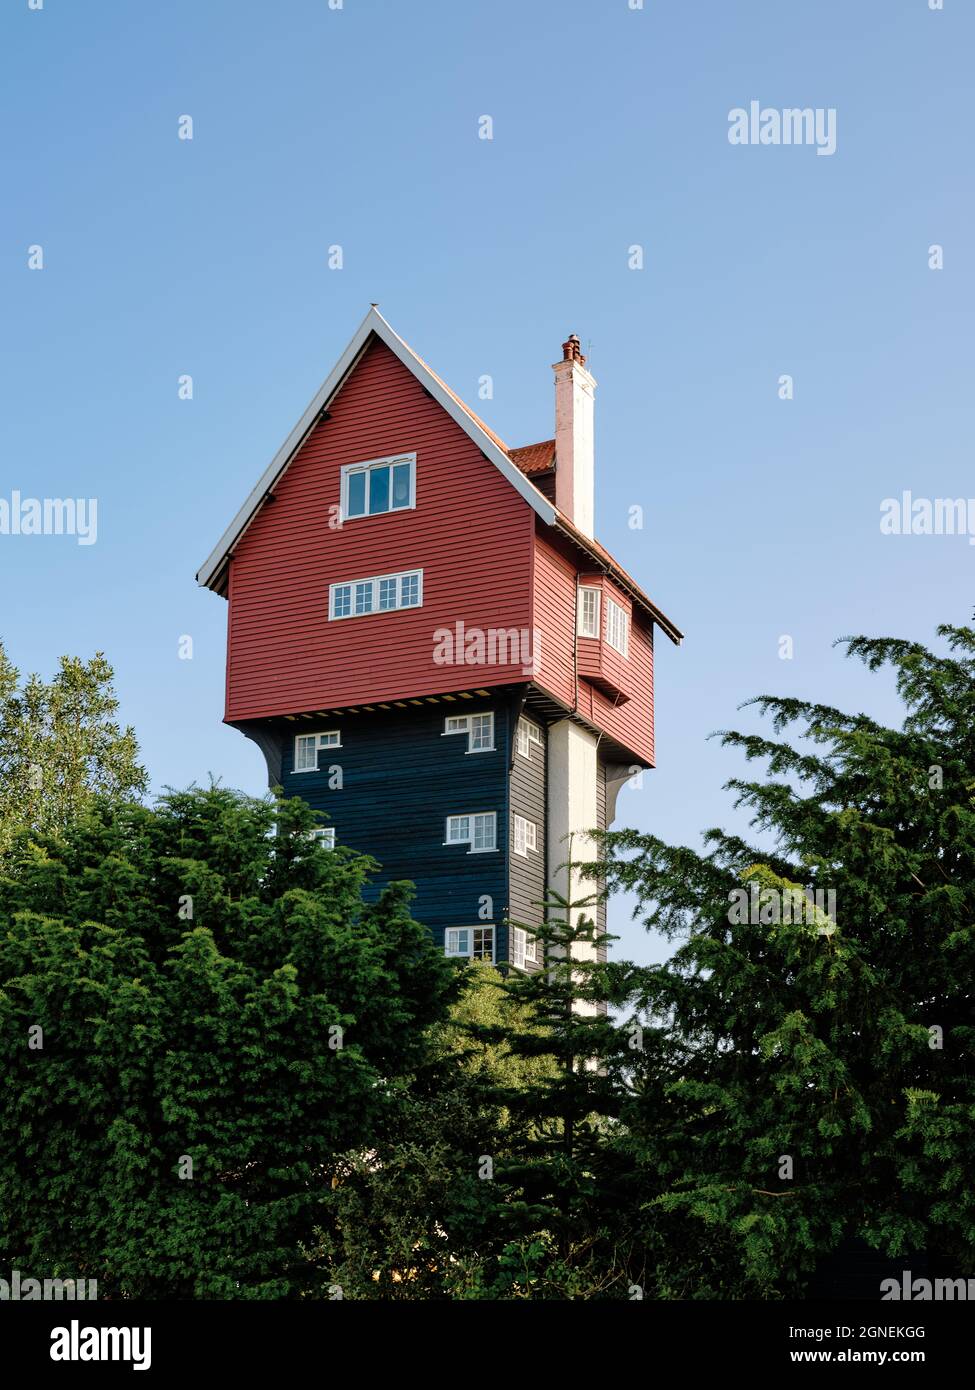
left=546, top=718, right=600, bottom=1016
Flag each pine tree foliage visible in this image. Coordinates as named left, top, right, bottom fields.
left=450, top=862, right=651, bottom=1299
left=593, top=625, right=975, bottom=1295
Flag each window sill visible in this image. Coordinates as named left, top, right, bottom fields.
left=340, top=502, right=417, bottom=524
left=329, top=605, right=422, bottom=622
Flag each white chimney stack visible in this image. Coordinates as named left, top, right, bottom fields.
left=552, top=333, right=596, bottom=538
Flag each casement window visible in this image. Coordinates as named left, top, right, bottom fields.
left=516, top=718, right=543, bottom=759
left=329, top=568, right=422, bottom=620
left=443, top=712, right=494, bottom=753
left=341, top=453, right=416, bottom=520
left=513, top=814, right=537, bottom=857
left=510, top=927, right=538, bottom=970
left=294, top=730, right=341, bottom=772
left=309, top=827, right=336, bottom=848
left=445, top=812, right=497, bottom=853
left=577, top=585, right=601, bottom=638
left=444, top=925, right=495, bottom=962
left=605, top=596, right=629, bottom=657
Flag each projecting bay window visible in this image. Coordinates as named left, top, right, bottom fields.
left=294, top=730, right=341, bottom=772
left=444, top=926, right=495, bottom=962
left=445, top=812, right=497, bottom=853
left=577, top=585, right=601, bottom=638
left=510, top=927, right=538, bottom=970
left=605, top=596, right=629, bottom=657
left=513, top=814, right=537, bottom=857
left=443, top=711, right=495, bottom=753
left=341, top=453, right=416, bottom=520
left=329, top=568, right=422, bottom=620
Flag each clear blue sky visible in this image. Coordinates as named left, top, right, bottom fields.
left=2, top=0, right=971, bottom=964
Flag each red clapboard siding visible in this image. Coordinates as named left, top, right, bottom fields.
left=532, top=533, right=577, bottom=709
left=532, top=530, right=655, bottom=766
left=225, top=339, right=535, bottom=721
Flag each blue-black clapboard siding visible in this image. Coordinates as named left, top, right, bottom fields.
left=253, top=702, right=514, bottom=960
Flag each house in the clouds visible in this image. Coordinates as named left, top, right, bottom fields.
left=197, top=307, right=682, bottom=974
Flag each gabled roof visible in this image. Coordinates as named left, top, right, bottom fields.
left=196, top=307, right=682, bottom=645
left=196, top=306, right=555, bottom=595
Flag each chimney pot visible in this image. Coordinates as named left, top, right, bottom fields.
left=552, top=334, right=596, bottom=537
left=561, top=333, right=585, bottom=366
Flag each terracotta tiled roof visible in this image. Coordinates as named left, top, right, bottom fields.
left=509, top=439, right=556, bottom=475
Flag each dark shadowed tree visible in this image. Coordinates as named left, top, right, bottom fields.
left=591, top=625, right=975, bottom=1297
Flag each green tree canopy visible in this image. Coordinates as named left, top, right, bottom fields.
left=0, top=642, right=146, bottom=861
left=594, top=624, right=975, bottom=1296
left=0, top=786, right=457, bottom=1298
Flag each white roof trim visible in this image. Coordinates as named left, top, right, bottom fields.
left=196, top=306, right=556, bottom=591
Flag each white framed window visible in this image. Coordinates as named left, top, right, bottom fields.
left=516, top=718, right=543, bottom=759
left=309, top=826, right=336, bottom=848
left=341, top=453, right=416, bottom=520
left=443, top=711, right=494, bottom=753
left=510, top=927, right=538, bottom=970
left=513, top=814, right=537, bottom=857
left=445, top=812, right=497, bottom=853
left=329, top=568, right=423, bottom=621
left=605, top=596, right=629, bottom=657
left=444, top=925, right=495, bottom=962
left=294, top=730, right=341, bottom=772
left=577, top=586, right=601, bottom=638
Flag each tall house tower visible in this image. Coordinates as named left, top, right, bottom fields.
left=197, top=309, right=682, bottom=971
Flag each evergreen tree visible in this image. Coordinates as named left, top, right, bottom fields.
left=449, top=849, right=649, bottom=1299
left=312, top=960, right=551, bottom=1299
left=594, top=625, right=975, bottom=1296
left=0, top=786, right=456, bottom=1298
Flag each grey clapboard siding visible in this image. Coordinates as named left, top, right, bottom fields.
left=595, top=758, right=608, bottom=963
left=509, top=718, right=546, bottom=958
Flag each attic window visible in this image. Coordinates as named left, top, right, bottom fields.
left=341, top=453, right=415, bottom=520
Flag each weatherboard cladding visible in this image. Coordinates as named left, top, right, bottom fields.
left=532, top=529, right=655, bottom=766
left=509, top=718, right=546, bottom=932
left=276, top=702, right=510, bottom=948
left=225, top=338, right=535, bottom=722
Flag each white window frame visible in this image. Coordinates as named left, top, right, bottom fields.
left=309, top=826, right=336, bottom=848
left=577, top=585, right=601, bottom=638
left=340, top=453, right=416, bottom=521
left=442, top=711, right=495, bottom=754
left=605, top=596, right=629, bottom=657
left=516, top=718, right=543, bottom=759
left=511, top=926, right=538, bottom=970
left=512, top=814, right=537, bottom=857
left=444, top=925, right=495, bottom=962
left=329, top=568, right=423, bottom=621
left=293, top=730, right=341, bottom=772
left=445, top=812, right=497, bottom=854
